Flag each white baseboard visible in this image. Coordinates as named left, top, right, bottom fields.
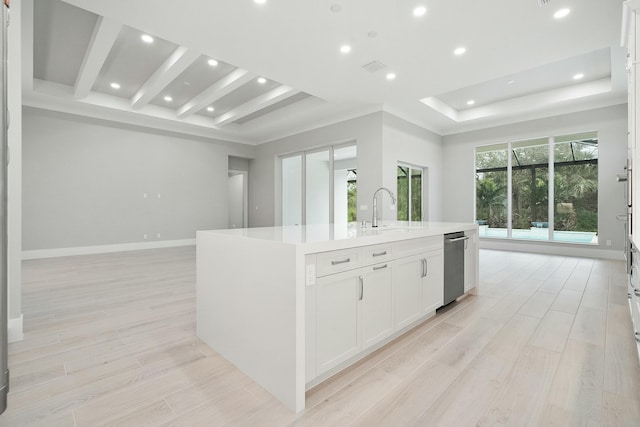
left=22, top=239, right=196, bottom=260
left=8, top=314, right=23, bottom=343
left=479, top=238, right=624, bottom=260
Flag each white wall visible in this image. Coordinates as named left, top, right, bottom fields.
left=22, top=107, right=254, bottom=252
left=382, top=113, right=444, bottom=222
left=250, top=112, right=383, bottom=227
left=442, top=104, right=627, bottom=257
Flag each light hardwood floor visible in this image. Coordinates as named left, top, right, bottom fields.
left=2, top=247, right=640, bottom=426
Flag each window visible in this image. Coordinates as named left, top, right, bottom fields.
left=281, top=144, right=357, bottom=225
left=397, top=164, right=424, bottom=222
left=475, top=132, right=598, bottom=243
left=475, top=144, right=508, bottom=238
left=511, top=138, right=549, bottom=240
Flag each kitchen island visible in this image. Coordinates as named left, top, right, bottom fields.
left=196, top=222, right=478, bottom=413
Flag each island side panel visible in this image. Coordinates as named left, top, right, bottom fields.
left=196, top=231, right=302, bottom=412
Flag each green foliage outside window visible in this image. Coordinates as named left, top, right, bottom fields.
left=475, top=137, right=598, bottom=235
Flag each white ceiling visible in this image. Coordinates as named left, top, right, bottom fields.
left=23, top=0, right=626, bottom=145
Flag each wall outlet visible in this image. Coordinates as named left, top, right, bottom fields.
left=156, top=233, right=161, bottom=239
left=606, top=239, right=612, bottom=246
left=143, top=193, right=148, bottom=199
left=306, top=264, right=316, bottom=286
left=157, top=193, right=161, bottom=199
left=143, top=234, right=147, bottom=240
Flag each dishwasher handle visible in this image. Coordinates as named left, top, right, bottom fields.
left=445, top=236, right=469, bottom=243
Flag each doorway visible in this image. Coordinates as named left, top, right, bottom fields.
left=228, top=170, right=248, bottom=228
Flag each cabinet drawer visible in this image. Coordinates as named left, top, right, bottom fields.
left=316, top=248, right=360, bottom=277
left=394, top=236, right=442, bottom=257
left=360, top=243, right=394, bottom=266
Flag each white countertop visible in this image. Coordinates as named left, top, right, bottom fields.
left=198, top=221, right=478, bottom=253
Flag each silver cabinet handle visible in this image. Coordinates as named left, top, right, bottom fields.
left=422, top=259, right=427, bottom=278
left=373, top=264, right=388, bottom=271
left=372, top=251, right=387, bottom=257
left=331, top=258, right=350, bottom=266
left=359, top=276, right=363, bottom=301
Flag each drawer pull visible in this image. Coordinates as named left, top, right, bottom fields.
left=372, top=251, right=387, bottom=257
left=331, top=258, right=351, bottom=266
left=359, top=276, right=364, bottom=301
left=373, top=264, right=388, bottom=271
left=422, top=259, right=427, bottom=278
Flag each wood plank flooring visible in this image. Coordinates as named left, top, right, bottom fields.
left=2, top=247, right=640, bottom=426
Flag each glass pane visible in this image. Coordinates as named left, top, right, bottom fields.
left=512, top=140, right=549, bottom=241
left=397, top=166, right=409, bottom=221
left=554, top=135, right=598, bottom=243
left=306, top=150, right=330, bottom=225
left=333, top=145, right=357, bottom=223
left=512, top=138, right=549, bottom=166
left=410, top=168, right=422, bottom=221
left=282, top=155, right=302, bottom=226
left=476, top=145, right=508, bottom=238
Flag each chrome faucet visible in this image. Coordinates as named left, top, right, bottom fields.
left=372, top=187, right=396, bottom=227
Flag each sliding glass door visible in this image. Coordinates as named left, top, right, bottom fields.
left=281, top=144, right=357, bottom=225
left=475, top=132, right=598, bottom=243
left=397, top=164, right=424, bottom=222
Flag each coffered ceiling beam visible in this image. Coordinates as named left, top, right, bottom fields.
left=73, top=16, right=121, bottom=99
left=212, top=85, right=300, bottom=127
left=177, top=68, right=256, bottom=119
left=130, top=47, right=200, bottom=110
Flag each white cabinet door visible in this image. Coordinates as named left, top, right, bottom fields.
left=361, top=263, right=394, bottom=350
left=316, top=270, right=360, bottom=375
left=393, top=254, right=424, bottom=330
left=422, top=251, right=444, bottom=314
left=464, top=230, right=478, bottom=292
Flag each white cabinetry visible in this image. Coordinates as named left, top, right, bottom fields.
left=361, top=264, right=394, bottom=349
left=464, top=230, right=478, bottom=293
left=315, top=270, right=360, bottom=374
left=624, top=0, right=640, bottom=363
left=422, top=250, right=444, bottom=313
left=393, top=254, right=425, bottom=329
left=308, top=236, right=447, bottom=382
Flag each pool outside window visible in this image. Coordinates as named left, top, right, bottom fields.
left=475, top=132, right=598, bottom=244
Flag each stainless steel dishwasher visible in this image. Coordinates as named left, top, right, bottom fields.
left=443, top=232, right=468, bottom=305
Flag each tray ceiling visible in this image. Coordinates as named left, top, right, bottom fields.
left=24, top=0, right=626, bottom=144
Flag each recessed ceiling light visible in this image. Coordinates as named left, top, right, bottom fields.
left=110, top=82, right=120, bottom=90
left=208, top=59, right=219, bottom=67
left=386, top=72, right=396, bottom=81
left=573, top=73, right=584, bottom=80
left=554, top=8, right=570, bottom=19
left=506, top=79, right=515, bottom=85
left=454, top=46, right=466, bottom=56
left=330, top=4, right=342, bottom=13
left=257, top=77, right=267, bottom=84
left=141, top=34, right=154, bottom=44
left=340, top=44, right=352, bottom=54
left=206, top=106, right=214, bottom=112
left=467, top=100, right=475, bottom=106
left=413, top=6, right=427, bottom=17
left=254, top=0, right=266, bottom=4
left=164, top=95, right=173, bottom=102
